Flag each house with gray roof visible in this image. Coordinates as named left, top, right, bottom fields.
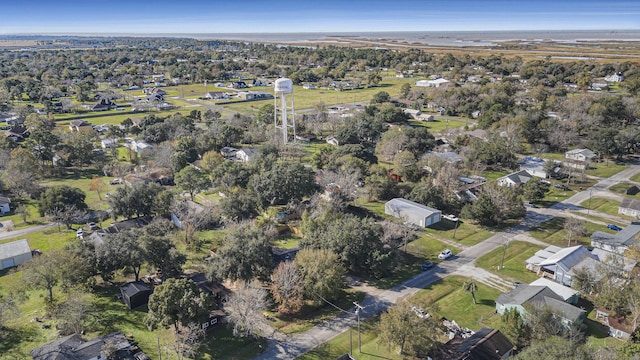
left=619, top=198, right=640, bottom=219
left=0, top=195, right=10, bottom=215
left=530, top=278, right=579, bottom=304
left=496, top=285, right=586, bottom=325
left=518, top=156, right=548, bottom=179
left=497, top=170, right=534, bottom=187
left=438, top=328, right=515, bottom=360
left=524, top=245, right=599, bottom=286
left=0, top=239, right=32, bottom=270
left=385, top=198, right=441, bottom=228
left=591, top=222, right=640, bottom=255
left=30, top=332, right=135, bottom=360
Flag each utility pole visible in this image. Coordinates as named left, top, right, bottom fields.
left=354, top=302, right=364, bottom=353
left=500, top=238, right=510, bottom=270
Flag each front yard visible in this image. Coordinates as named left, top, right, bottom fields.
left=475, top=241, right=542, bottom=284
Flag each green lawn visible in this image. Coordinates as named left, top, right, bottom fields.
left=631, top=172, right=640, bottom=183
left=424, top=220, right=494, bottom=247
left=609, top=182, right=640, bottom=198
left=529, top=217, right=588, bottom=247
left=475, top=241, right=542, bottom=283
left=539, top=186, right=575, bottom=207
left=481, top=170, right=509, bottom=182
left=300, top=276, right=502, bottom=360
left=407, top=234, right=461, bottom=260
left=407, top=118, right=470, bottom=132
left=578, top=197, right=623, bottom=218
left=585, top=161, right=628, bottom=178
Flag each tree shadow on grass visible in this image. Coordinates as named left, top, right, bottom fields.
left=477, top=299, right=495, bottom=306
left=0, top=323, right=40, bottom=358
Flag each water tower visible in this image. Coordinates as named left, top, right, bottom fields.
left=274, top=78, right=296, bottom=144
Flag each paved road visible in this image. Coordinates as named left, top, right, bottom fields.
left=0, top=223, right=54, bottom=242
left=254, top=164, right=640, bottom=359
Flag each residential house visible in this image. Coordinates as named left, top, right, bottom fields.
left=220, top=146, right=239, bottom=158
left=92, top=98, right=116, bottom=111
left=5, top=125, right=29, bottom=142
left=100, top=138, right=119, bottom=149
left=385, top=198, right=441, bottom=228
left=30, top=332, right=140, bottom=360
left=0, top=195, right=10, bottom=215
left=497, top=170, right=534, bottom=187
left=591, top=222, right=640, bottom=255
left=564, top=148, right=596, bottom=170
left=418, top=113, right=435, bottom=122
left=205, top=91, right=229, bottom=100
left=237, top=91, right=273, bottom=100
left=619, top=198, right=640, bottom=219
left=302, top=84, right=316, bottom=90
left=496, top=285, right=586, bottom=325
left=596, top=309, right=634, bottom=340
left=127, top=139, right=153, bottom=153
left=529, top=278, right=580, bottom=304
left=120, top=281, right=153, bottom=309
left=325, top=135, right=340, bottom=147
left=235, top=148, right=259, bottom=162
left=143, top=87, right=167, bottom=97
left=228, top=81, right=248, bottom=89
left=68, top=119, right=90, bottom=132
left=604, top=72, right=624, bottom=83
left=518, top=156, right=548, bottom=178
left=438, top=328, right=515, bottom=360
left=524, top=245, right=599, bottom=286
left=415, top=78, right=451, bottom=88
left=0, top=239, right=32, bottom=270
left=403, top=108, right=422, bottom=120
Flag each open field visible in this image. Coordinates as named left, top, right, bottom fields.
left=475, top=241, right=542, bottom=283
left=578, top=197, right=623, bottom=218
left=407, top=234, right=461, bottom=260
left=585, top=162, right=629, bottom=178
left=424, top=220, right=494, bottom=247
left=528, top=217, right=611, bottom=248
left=300, top=276, right=502, bottom=360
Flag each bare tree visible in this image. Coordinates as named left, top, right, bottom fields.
left=270, top=262, right=303, bottom=314
left=47, top=205, right=87, bottom=231
left=55, top=290, right=93, bottom=335
left=224, top=283, right=270, bottom=338
left=170, top=322, right=206, bottom=360
left=564, top=217, right=587, bottom=246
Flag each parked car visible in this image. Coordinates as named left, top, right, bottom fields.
left=76, top=228, right=84, bottom=238
left=421, top=261, right=435, bottom=271
left=88, top=222, right=99, bottom=230
left=513, top=281, right=523, bottom=287
left=443, top=214, right=459, bottom=222
left=607, top=224, right=623, bottom=231
left=554, top=184, right=570, bottom=191
left=109, top=178, right=123, bottom=185
left=438, top=249, right=452, bottom=260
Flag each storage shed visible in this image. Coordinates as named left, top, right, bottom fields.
left=384, top=198, right=441, bottom=228
left=0, top=239, right=32, bottom=270
left=120, top=281, right=153, bottom=309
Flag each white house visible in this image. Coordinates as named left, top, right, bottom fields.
left=518, top=156, right=548, bottom=178
left=235, top=148, right=259, bottom=163
left=0, top=239, right=32, bottom=270
left=604, top=73, right=624, bottom=83
left=101, top=138, right=119, bottom=149
left=418, top=113, right=435, bottom=122
left=205, top=92, right=229, bottom=100
left=385, top=198, right=441, bottom=228
left=0, top=196, right=10, bottom=215
left=565, top=148, right=596, bottom=163
left=619, top=198, right=640, bottom=218
left=325, top=136, right=340, bottom=147
left=128, top=140, right=152, bottom=153
left=415, top=78, right=450, bottom=88
left=497, top=170, right=534, bottom=187
left=591, top=222, right=640, bottom=255
left=403, top=108, right=421, bottom=119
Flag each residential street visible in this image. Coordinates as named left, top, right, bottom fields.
left=253, top=164, right=640, bottom=359
left=0, top=223, right=54, bottom=242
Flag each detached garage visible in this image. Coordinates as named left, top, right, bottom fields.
left=385, top=198, right=441, bottom=228
left=120, top=281, right=153, bottom=309
left=0, top=239, right=32, bottom=270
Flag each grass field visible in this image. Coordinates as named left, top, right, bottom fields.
left=407, top=234, right=461, bottom=260
left=424, top=220, right=494, bottom=247
left=407, top=118, right=471, bottom=133
left=300, top=276, right=502, bottom=360
left=578, top=197, right=623, bottom=218
left=585, top=162, right=628, bottom=178
left=528, top=217, right=611, bottom=248
left=475, top=241, right=542, bottom=283
left=609, top=182, right=640, bottom=198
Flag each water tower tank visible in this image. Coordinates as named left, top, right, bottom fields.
left=274, top=78, right=293, bottom=94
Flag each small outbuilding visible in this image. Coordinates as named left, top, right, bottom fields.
left=120, top=281, right=153, bottom=309
left=385, top=198, right=441, bottom=228
left=0, top=196, right=10, bottom=215
left=0, top=239, right=32, bottom=270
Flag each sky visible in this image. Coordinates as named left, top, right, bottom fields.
left=1, top=0, right=639, bottom=34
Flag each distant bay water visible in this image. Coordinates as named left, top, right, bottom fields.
left=182, top=30, right=640, bottom=47
left=4, top=30, right=640, bottom=47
